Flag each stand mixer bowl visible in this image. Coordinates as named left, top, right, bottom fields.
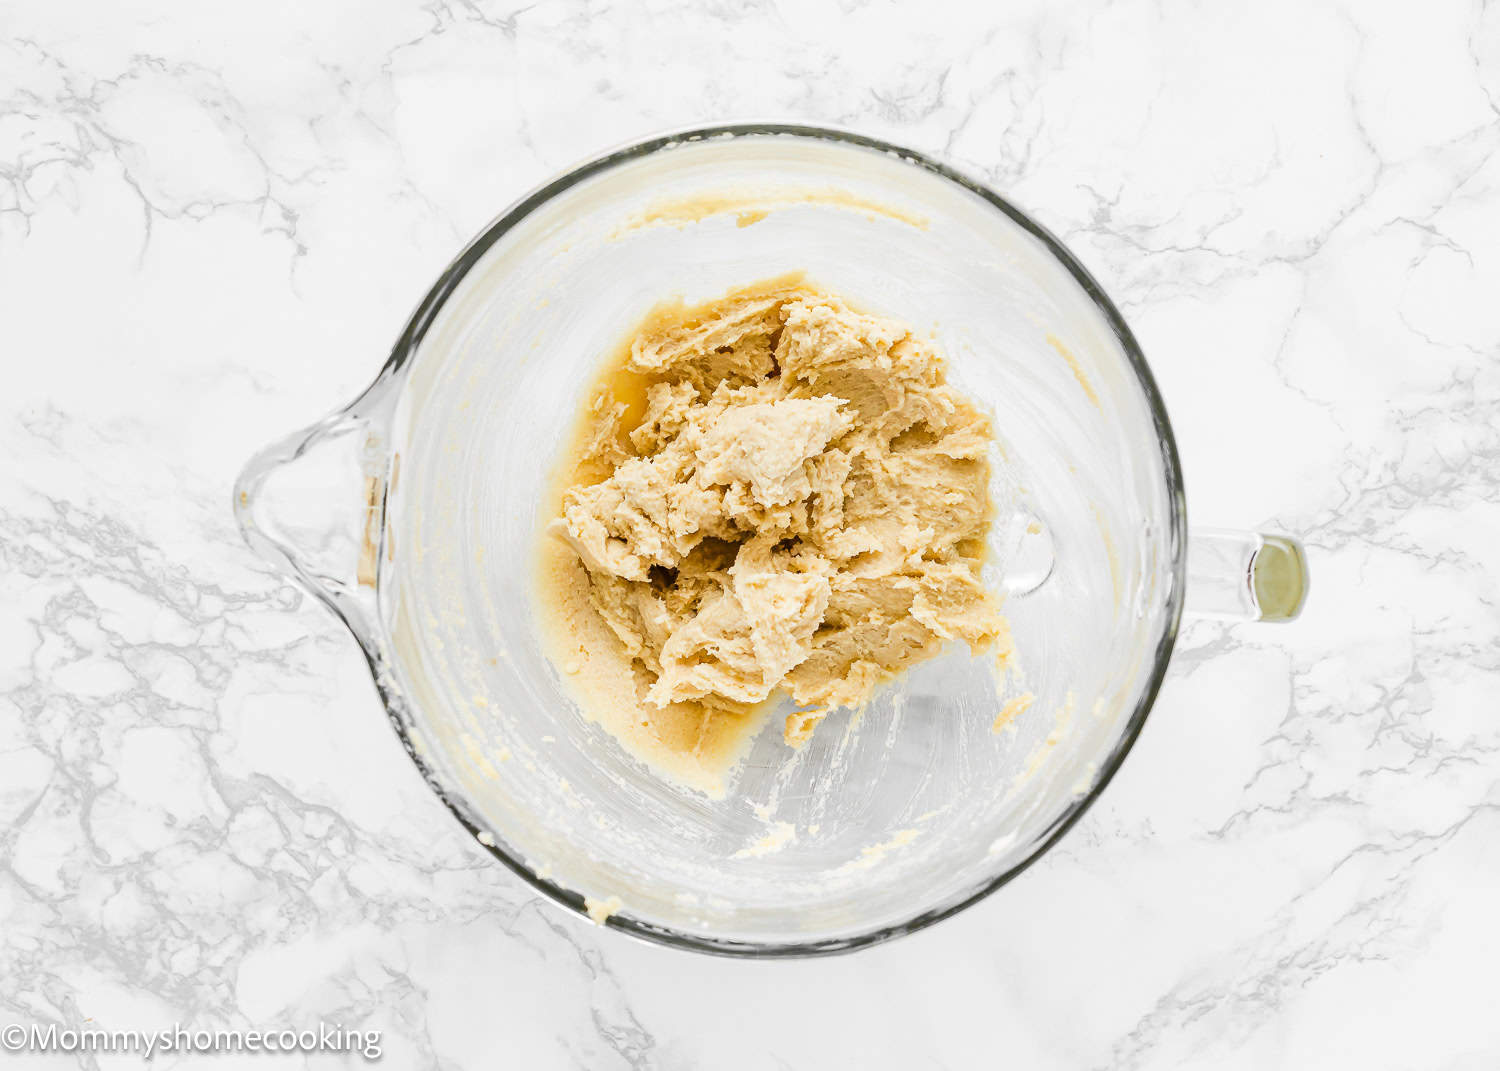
left=235, top=124, right=1306, bottom=956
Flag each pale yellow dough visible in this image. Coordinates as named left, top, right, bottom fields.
left=538, top=277, right=1008, bottom=794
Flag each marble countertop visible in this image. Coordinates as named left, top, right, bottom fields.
left=3, top=0, right=1497, bottom=1066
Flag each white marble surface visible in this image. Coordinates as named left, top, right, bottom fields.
left=2, top=0, right=1498, bottom=1066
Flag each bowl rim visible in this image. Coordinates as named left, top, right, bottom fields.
left=368, top=121, right=1188, bottom=958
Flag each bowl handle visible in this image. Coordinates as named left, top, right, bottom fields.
left=233, top=403, right=390, bottom=635
left=1185, top=528, right=1309, bottom=622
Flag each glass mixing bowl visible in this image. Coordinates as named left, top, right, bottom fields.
left=235, top=124, right=1307, bottom=955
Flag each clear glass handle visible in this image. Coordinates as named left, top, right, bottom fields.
left=1186, top=528, right=1309, bottom=622
left=233, top=401, right=391, bottom=637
